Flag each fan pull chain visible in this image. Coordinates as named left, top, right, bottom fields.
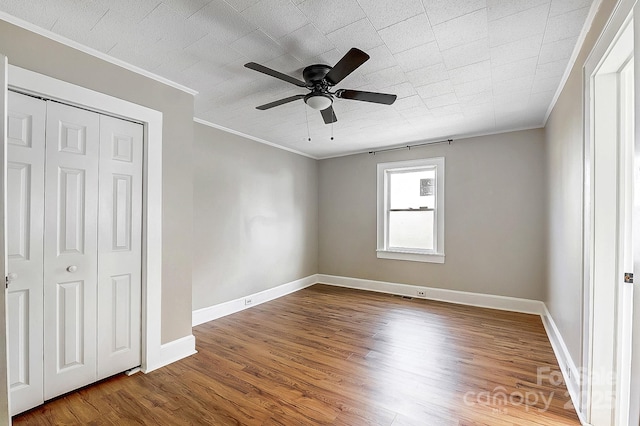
left=305, top=106, right=311, bottom=142
left=331, top=116, right=334, bottom=141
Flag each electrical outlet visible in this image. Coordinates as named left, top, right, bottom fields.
left=417, top=290, right=426, bottom=297
left=244, top=298, right=252, bottom=306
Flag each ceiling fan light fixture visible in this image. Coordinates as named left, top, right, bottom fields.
left=304, top=93, right=332, bottom=110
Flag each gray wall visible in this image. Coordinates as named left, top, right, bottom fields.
left=192, top=123, right=318, bottom=309
left=318, top=129, right=547, bottom=300
left=545, top=0, right=617, bottom=366
left=0, top=20, right=194, bottom=344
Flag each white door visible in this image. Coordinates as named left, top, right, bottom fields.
left=586, top=13, right=635, bottom=424
left=616, top=57, right=635, bottom=426
left=6, top=91, right=46, bottom=414
left=97, top=115, right=142, bottom=379
left=629, top=7, right=640, bottom=425
left=0, top=53, right=12, bottom=425
left=43, top=101, right=100, bottom=400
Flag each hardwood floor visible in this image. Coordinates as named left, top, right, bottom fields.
left=14, top=285, right=580, bottom=425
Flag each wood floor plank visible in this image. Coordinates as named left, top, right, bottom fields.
left=14, top=285, right=580, bottom=425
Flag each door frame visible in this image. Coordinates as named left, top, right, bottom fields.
left=582, top=0, right=638, bottom=423
left=6, top=65, right=165, bottom=374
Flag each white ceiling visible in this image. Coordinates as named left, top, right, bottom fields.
left=0, top=0, right=594, bottom=158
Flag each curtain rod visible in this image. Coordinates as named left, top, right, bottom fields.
left=368, top=138, right=453, bottom=155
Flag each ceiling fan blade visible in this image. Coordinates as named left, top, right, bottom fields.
left=256, top=95, right=305, bottom=110
left=245, top=62, right=307, bottom=87
left=336, top=89, right=397, bottom=105
left=320, top=106, right=337, bottom=124
left=325, top=48, right=370, bottom=86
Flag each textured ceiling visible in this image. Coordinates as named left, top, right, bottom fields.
left=0, top=0, right=594, bottom=158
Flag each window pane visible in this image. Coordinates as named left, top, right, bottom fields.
left=388, top=210, right=434, bottom=250
left=389, top=169, right=436, bottom=209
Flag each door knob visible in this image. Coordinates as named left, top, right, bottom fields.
left=7, top=272, right=17, bottom=281
left=66, top=265, right=78, bottom=273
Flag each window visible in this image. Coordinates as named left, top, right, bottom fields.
left=377, top=157, right=445, bottom=263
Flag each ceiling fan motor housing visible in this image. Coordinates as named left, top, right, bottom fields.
left=303, top=64, right=332, bottom=85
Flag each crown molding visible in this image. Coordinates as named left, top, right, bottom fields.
left=193, top=117, right=319, bottom=160
left=0, top=12, right=198, bottom=96
left=543, top=0, right=604, bottom=124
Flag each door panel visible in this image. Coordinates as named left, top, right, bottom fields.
left=96, top=115, right=142, bottom=380
left=111, top=274, right=132, bottom=351
left=7, top=91, right=45, bottom=415
left=8, top=291, right=27, bottom=383
left=58, top=167, right=86, bottom=254
left=8, top=163, right=31, bottom=260
left=57, top=280, right=84, bottom=369
left=43, top=101, right=99, bottom=400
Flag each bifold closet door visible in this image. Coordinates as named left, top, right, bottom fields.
left=7, top=94, right=143, bottom=410
left=6, top=91, right=46, bottom=414
left=96, top=115, right=142, bottom=380
left=43, top=101, right=100, bottom=400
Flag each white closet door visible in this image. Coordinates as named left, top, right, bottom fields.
left=97, top=115, right=142, bottom=379
left=43, top=101, right=99, bottom=400
left=6, top=92, right=46, bottom=414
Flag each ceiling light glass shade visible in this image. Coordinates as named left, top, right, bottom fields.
left=305, top=94, right=332, bottom=110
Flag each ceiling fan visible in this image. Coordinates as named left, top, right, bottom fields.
left=244, top=48, right=397, bottom=124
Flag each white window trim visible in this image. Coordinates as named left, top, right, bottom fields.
left=376, top=157, right=445, bottom=263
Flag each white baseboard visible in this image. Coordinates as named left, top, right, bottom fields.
left=192, top=274, right=317, bottom=326
left=541, top=306, right=590, bottom=425
left=317, top=274, right=546, bottom=315
left=144, top=334, right=197, bottom=373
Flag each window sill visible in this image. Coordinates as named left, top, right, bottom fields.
left=376, top=250, right=445, bottom=264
